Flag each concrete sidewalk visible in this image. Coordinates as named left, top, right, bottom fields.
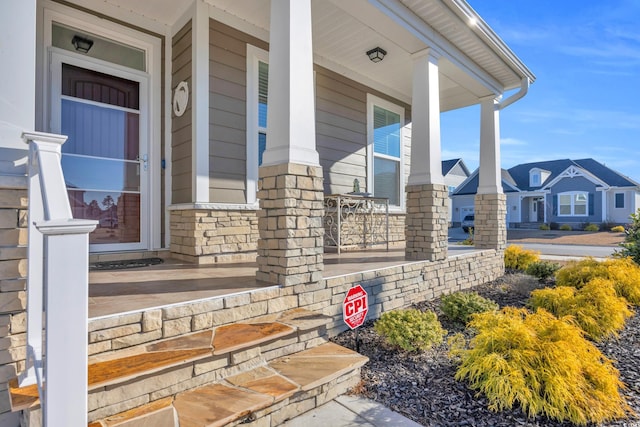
left=281, top=395, right=422, bottom=427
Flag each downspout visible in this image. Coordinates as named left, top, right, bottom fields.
left=498, top=77, right=529, bottom=110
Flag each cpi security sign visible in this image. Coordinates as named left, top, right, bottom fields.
left=343, top=285, right=368, bottom=329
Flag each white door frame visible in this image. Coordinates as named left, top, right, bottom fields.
left=40, top=4, right=163, bottom=251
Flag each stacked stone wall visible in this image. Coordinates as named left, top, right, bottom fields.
left=474, top=193, right=507, bottom=251
left=0, top=183, right=27, bottom=425
left=170, top=209, right=259, bottom=264
left=405, top=183, right=449, bottom=261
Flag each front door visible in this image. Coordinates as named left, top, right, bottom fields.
left=50, top=51, right=149, bottom=251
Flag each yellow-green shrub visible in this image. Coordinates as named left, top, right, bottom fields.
left=560, top=224, right=573, bottom=231
left=611, top=225, right=625, bottom=233
left=440, top=291, right=498, bottom=324
left=374, top=309, right=446, bottom=352
left=528, top=278, right=633, bottom=341
left=584, top=224, right=599, bottom=232
left=451, top=307, right=631, bottom=425
left=556, top=257, right=640, bottom=305
left=504, top=245, right=540, bottom=270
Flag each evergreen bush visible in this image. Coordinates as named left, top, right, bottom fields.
left=504, top=245, right=540, bottom=270
left=440, top=291, right=498, bottom=324
left=525, top=261, right=560, bottom=280
left=559, top=224, right=572, bottom=231
left=450, top=307, right=631, bottom=425
left=584, top=223, right=599, bottom=232
left=616, top=209, right=640, bottom=265
left=528, top=278, right=633, bottom=341
left=611, top=225, right=625, bottom=233
left=374, top=309, right=446, bottom=352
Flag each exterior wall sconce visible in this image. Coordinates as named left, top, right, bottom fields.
left=72, top=35, right=94, bottom=53
left=366, top=47, right=386, bottom=63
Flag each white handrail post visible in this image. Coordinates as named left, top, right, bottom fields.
left=22, top=131, right=97, bottom=427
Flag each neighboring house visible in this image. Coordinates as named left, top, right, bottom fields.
left=452, top=159, right=640, bottom=227
left=0, top=1, right=534, bottom=425
left=442, top=158, right=471, bottom=224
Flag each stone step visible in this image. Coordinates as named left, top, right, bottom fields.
left=90, top=342, right=368, bottom=427
left=9, top=308, right=331, bottom=415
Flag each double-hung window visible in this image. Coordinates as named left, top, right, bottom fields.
left=558, top=191, right=588, bottom=216
left=367, top=95, right=404, bottom=208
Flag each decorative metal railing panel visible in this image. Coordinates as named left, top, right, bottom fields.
left=323, top=194, right=389, bottom=254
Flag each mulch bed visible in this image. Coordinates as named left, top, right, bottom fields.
left=331, top=274, right=640, bottom=427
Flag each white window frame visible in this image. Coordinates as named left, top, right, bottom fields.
left=558, top=191, right=588, bottom=217
left=366, top=94, right=405, bottom=210
left=246, top=44, right=269, bottom=205
left=530, top=172, right=540, bottom=187
left=615, top=192, right=625, bottom=209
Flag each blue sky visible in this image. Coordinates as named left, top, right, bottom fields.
left=441, top=0, right=640, bottom=181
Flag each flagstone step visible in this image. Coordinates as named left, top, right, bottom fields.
left=90, top=342, right=368, bottom=427
left=9, top=308, right=331, bottom=414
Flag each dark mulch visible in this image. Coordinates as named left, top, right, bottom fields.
left=331, top=274, right=640, bottom=427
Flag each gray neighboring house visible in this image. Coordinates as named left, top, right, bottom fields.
left=442, top=159, right=471, bottom=224
left=452, top=159, right=640, bottom=227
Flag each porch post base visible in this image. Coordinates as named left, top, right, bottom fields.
left=474, top=193, right=507, bottom=251
left=256, top=163, right=324, bottom=287
left=405, top=183, right=448, bottom=261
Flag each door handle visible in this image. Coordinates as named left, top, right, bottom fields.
left=137, top=154, right=148, bottom=171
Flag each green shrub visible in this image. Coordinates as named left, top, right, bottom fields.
left=450, top=307, right=630, bottom=425
left=440, top=291, right=498, bottom=324
left=584, top=224, right=600, bottom=232
left=559, top=224, right=572, bottom=231
left=556, top=257, right=640, bottom=305
left=539, top=224, right=550, bottom=230
left=374, top=309, right=446, bottom=352
left=460, top=228, right=474, bottom=246
left=616, top=209, right=640, bottom=265
left=525, top=261, right=560, bottom=280
left=504, top=245, right=540, bottom=270
left=611, top=225, right=625, bottom=233
left=528, top=278, right=633, bottom=341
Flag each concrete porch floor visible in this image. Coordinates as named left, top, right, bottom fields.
left=89, top=245, right=479, bottom=319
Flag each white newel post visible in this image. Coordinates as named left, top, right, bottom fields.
left=22, top=132, right=97, bottom=427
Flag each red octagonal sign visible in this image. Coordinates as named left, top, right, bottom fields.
left=343, top=285, right=368, bottom=330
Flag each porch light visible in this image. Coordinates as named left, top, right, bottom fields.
left=72, top=35, right=94, bottom=53
left=366, top=47, right=386, bottom=63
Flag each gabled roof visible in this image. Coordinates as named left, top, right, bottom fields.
left=453, top=158, right=639, bottom=195
left=442, top=158, right=471, bottom=177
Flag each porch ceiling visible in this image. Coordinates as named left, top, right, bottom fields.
left=85, top=0, right=533, bottom=110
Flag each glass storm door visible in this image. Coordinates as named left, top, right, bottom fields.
left=51, top=53, right=149, bottom=251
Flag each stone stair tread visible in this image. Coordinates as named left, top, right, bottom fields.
left=7, top=378, right=39, bottom=412
left=268, top=342, right=368, bottom=391
left=226, top=366, right=299, bottom=400
left=89, top=396, right=175, bottom=426
left=212, top=322, right=295, bottom=355
left=274, top=308, right=331, bottom=331
left=174, top=383, right=273, bottom=427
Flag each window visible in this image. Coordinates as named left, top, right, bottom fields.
left=246, top=45, right=269, bottom=204
left=367, top=95, right=404, bottom=207
left=558, top=192, right=588, bottom=216
left=531, top=173, right=540, bottom=187
left=615, top=193, right=625, bottom=209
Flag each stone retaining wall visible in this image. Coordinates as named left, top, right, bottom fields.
left=86, top=250, right=503, bottom=357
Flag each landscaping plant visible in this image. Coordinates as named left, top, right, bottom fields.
left=559, top=224, right=572, bottom=231
left=616, top=209, right=640, bottom=265
left=450, top=307, right=631, bottom=425
left=584, top=223, right=599, bottom=232
left=528, top=278, right=633, bottom=341
left=556, top=257, right=640, bottom=305
left=611, top=225, right=625, bottom=233
left=374, top=309, right=446, bottom=352
left=525, top=261, right=560, bottom=280
left=504, top=245, right=540, bottom=270
left=440, top=291, right=498, bottom=324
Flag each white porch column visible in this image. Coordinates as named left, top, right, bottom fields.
left=257, top=0, right=323, bottom=288
left=475, top=96, right=506, bottom=250
left=192, top=0, right=210, bottom=202
left=477, top=97, right=502, bottom=195
left=261, top=0, right=319, bottom=167
left=408, top=50, right=443, bottom=186
left=405, top=49, right=447, bottom=261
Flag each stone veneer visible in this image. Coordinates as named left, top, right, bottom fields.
left=256, top=163, right=324, bottom=287
left=474, top=193, right=507, bottom=251
left=170, top=209, right=259, bottom=264
left=85, top=249, right=504, bottom=360
left=0, top=184, right=27, bottom=426
left=405, top=183, right=449, bottom=261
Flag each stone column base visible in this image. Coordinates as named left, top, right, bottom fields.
left=256, top=163, right=324, bottom=287
left=405, top=183, right=448, bottom=261
left=474, top=193, right=507, bottom=251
